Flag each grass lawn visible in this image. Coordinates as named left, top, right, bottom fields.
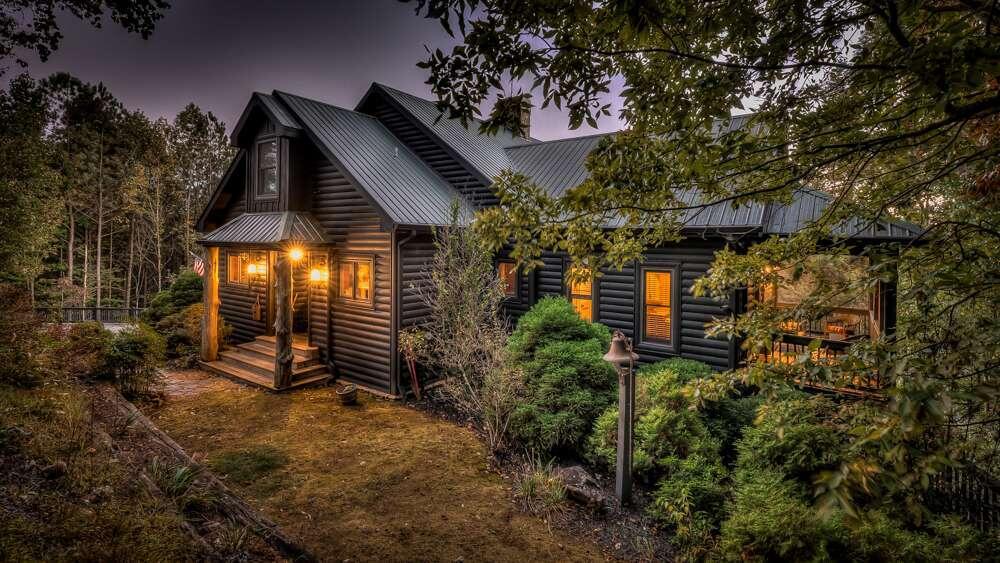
left=0, top=380, right=198, bottom=561
left=148, top=369, right=610, bottom=562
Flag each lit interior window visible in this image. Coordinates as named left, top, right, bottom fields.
left=339, top=261, right=355, bottom=298
left=568, top=268, right=594, bottom=322
left=499, top=261, right=517, bottom=297
left=337, top=257, right=374, bottom=305
left=644, top=270, right=672, bottom=343
left=356, top=261, right=372, bottom=301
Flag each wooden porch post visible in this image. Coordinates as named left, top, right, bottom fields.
left=201, top=246, right=220, bottom=362
left=273, top=253, right=293, bottom=389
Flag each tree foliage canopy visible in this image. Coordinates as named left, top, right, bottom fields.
left=0, top=0, right=169, bottom=73
left=408, top=0, right=1000, bottom=518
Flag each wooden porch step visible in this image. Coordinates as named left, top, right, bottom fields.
left=253, top=335, right=319, bottom=359
left=199, top=360, right=329, bottom=392
left=219, top=349, right=325, bottom=379
left=236, top=340, right=314, bottom=364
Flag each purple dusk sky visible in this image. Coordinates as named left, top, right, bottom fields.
left=15, top=0, right=626, bottom=141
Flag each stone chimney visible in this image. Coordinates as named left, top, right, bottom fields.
left=518, top=94, right=532, bottom=138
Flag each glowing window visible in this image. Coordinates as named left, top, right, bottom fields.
left=337, top=257, right=374, bottom=306
left=567, top=268, right=594, bottom=322
left=227, top=252, right=250, bottom=285
left=499, top=261, right=517, bottom=297
left=643, top=270, right=672, bottom=344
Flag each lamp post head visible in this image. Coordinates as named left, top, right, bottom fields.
left=603, top=330, right=638, bottom=367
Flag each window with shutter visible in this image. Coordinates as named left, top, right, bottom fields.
left=643, top=270, right=672, bottom=344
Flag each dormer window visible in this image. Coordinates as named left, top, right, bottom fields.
left=256, top=138, right=279, bottom=198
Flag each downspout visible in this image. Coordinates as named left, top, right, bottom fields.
left=391, top=227, right=418, bottom=398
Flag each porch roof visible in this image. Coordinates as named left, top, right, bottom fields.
left=198, top=212, right=328, bottom=246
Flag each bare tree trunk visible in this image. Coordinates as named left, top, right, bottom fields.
left=126, top=220, right=134, bottom=308
left=83, top=227, right=90, bottom=305
left=96, top=130, right=104, bottom=308
left=273, top=254, right=293, bottom=389
left=108, top=224, right=114, bottom=303
left=153, top=174, right=163, bottom=292
left=67, top=205, right=75, bottom=284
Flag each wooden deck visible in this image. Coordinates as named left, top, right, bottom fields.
left=200, top=334, right=330, bottom=392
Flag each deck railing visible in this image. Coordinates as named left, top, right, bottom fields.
left=755, top=335, right=886, bottom=393
left=927, top=464, right=1000, bottom=531
left=35, top=306, right=144, bottom=324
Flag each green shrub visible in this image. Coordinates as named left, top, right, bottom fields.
left=720, top=469, right=846, bottom=562
left=106, top=324, right=165, bottom=398
left=60, top=321, right=113, bottom=379
left=509, top=338, right=616, bottom=455
left=143, top=271, right=203, bottom=325
left=156, top=303, right=229, bottom=367
left=652, top=453, right=729, bottom=559
left=735, top=395, right=844, bottom=484
left=507, top=296, right=611, bottom=363
left=639, top=357, right=714, bottom=383
left=506, top=297, right=616, bottom=456
left=586, top=362, right=720, bottom=478
left=702, top=395, right=763, bottom=464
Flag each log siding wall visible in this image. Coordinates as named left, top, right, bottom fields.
left=500, top=239, right=732, bottom=371
left=218, top=248, right=268, bottom=344
left=311, top=158, right=394, bottom=394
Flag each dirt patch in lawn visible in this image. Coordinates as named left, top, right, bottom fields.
left=147, top=369, right=612, bottom=562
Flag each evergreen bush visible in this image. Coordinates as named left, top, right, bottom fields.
left=105, top=323, right=165, bottom=398
left=60, top=321, right=114, bottom=379
left=143, top=270, right=203, bottom=325
left=506, top=297, right=615, bottom=456
left=156, top=303, right=229, bottom=366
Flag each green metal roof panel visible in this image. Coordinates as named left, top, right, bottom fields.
left=764, top=188, right=924, bottom=239
left=256, top=92, right=302, bottom=130
left=275, top=91, right=472, bottom=226
left=373, top=83, right=529, bottom=182
left=199, top=212, right=327, bottom=245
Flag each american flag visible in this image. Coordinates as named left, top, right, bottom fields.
left=190, top=251, right=205, bottom=277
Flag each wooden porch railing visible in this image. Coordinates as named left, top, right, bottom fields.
left=35, top=306, right=144, bottom=324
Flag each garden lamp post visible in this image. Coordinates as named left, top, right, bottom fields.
left=604, top=330, right=638, bottom=505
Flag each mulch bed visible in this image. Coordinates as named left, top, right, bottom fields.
left=402, top=392, right=673, bottom=562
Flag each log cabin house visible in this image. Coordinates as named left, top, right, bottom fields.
left=196, top=83, right=921, bottom=396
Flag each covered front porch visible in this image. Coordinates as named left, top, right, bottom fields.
left=198, top=212, right=332, bottom=391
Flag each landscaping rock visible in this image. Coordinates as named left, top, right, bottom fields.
left=42, top=460, right=67, bottom=479
left=553, top=465, right=607, bottom=511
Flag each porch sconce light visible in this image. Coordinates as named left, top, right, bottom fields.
left=604, top=330, right=638, bottom=505
left=309, top=268, right=329, bottom=283
left=288, top=247, right=304, bottom=262
left=246, top=263, right=259, bottom=276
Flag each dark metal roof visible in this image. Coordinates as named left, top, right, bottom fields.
left=199, top=212, right=327, bottom=245
left=230, top=92, right=303, bottom=146
left=503, top=129, right=918, bottom=239
left=506, top=133, right=612, bottom=198
left=196, top=149, right=246, bottom=232
left=371, top=83, right=532, bottom=182
left=275, top=91, right=472, bottom=226
left=764, top=188, right=924, bottom=239
left=256, top=92, right=302, bottom=130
